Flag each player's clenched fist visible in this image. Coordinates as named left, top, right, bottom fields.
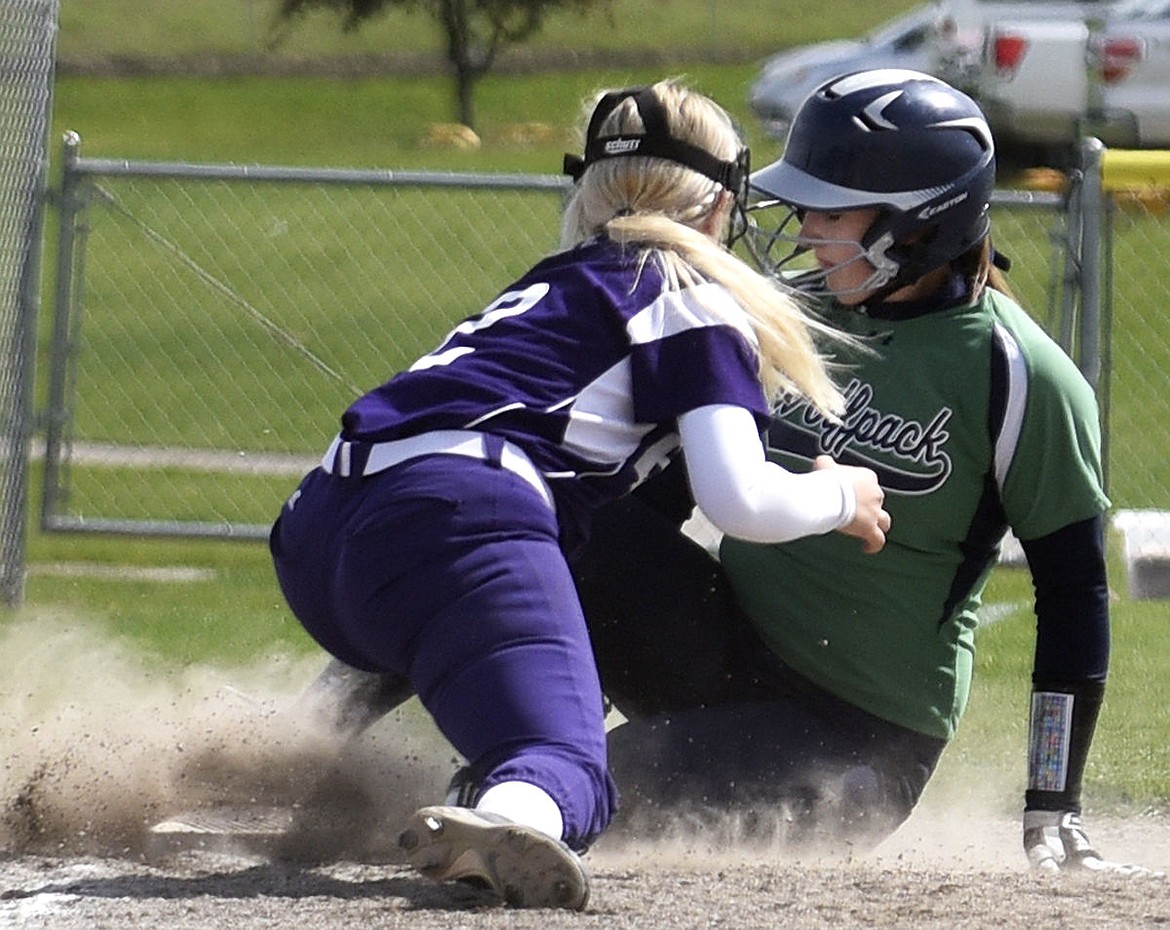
left=813, top=455, right=890, bottom=554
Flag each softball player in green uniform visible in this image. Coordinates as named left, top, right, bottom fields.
left=575, top=70, right=1152, bottom=873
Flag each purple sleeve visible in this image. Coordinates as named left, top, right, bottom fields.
left=630, top=325, right=769, bottom=425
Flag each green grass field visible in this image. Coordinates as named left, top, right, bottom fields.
left=56, top=0, right=914, bottom=69
left=7, top=0, right=1170, bottom=817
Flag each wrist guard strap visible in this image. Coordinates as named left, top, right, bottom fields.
left=1025, top=679, right=1105, bottom=812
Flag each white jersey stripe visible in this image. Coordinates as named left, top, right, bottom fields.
left=992, top=321, right=1028, bottom=491
left=625, top=282, right=756, bottom=347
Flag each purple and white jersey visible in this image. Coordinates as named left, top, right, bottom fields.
left=342, top=237, right=769, bottom=552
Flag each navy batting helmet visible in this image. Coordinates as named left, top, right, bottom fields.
left=746, top=69, right=996, bottom=297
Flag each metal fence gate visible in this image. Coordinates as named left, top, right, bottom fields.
left=42, top=139, right=570, bottom=540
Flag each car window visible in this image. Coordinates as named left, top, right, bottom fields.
left=869, top=7, right=933, bottom=46
left=893, top=26, right=932, bottom=51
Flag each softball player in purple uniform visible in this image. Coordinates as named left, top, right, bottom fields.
left=269, top=79, right=890, bottom=908
left=574, top=70, right=1154, bottom=875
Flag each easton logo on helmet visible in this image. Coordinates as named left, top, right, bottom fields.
left=918, top=191, right=970, bottom=220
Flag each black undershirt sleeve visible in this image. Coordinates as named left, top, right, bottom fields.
left=1023, top=514, right=1110, bottom=683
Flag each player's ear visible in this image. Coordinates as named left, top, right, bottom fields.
left=700, top=189, right=734, bottom=239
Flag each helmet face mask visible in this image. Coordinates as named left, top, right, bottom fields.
left=744, top=202, right=901, bottom=300
left=740, top=197, right=803, bottom=279
left=745, top=69, right=995, bottom=301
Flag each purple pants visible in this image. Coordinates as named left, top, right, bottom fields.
left=269, top=453, right=617, bottom=848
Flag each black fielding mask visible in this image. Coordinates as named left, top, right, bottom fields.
left=563, top=86, right=749, bottom=204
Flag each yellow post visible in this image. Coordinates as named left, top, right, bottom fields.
left=1101, top=149, right=1170, bottom=190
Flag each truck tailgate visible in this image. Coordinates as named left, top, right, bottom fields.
left=985, top=18, right=1091, bottom=114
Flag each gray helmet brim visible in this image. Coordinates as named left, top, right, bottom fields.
left=750, top=158, right=941, bottom=214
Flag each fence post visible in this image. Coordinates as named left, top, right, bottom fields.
left=1053, top=139, right=1109, bottom=489
left=1057, top=169, right=1081, bottom=358
left=1076, top=137, right=1105, bottom=391
left=40, top=132, right=84, bottom=531
left=1073, top=137, right=1110, bottom=493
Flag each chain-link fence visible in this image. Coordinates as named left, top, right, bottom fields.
left=0, top=0, right=58, bottom=606
left=42, top=138, right=567, bottom=538
left=36, top=137, right=1170, bottom=595
left=1094, top=148, right=1170, bottom=598
left=1100, top=195, right=1170, bottom=510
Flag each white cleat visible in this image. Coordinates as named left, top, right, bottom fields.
left=398, top=805, right=590, bottom=910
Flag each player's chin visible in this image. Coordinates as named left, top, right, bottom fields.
left=832, top=288, right=869, bottom=307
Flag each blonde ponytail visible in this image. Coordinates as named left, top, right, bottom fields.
left=605, top=214, right=845, bottom=415
left=560, top=79, right=848, bottom=417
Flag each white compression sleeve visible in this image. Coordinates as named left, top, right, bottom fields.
left=678, top=404, right=856, bottom=544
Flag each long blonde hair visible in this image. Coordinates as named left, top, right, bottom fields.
left=560, top=79, right=846, bottom=417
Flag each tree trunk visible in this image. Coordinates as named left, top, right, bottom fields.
left=441, top=0, right=476, bottom=132
left=454, top=63, right=477, bottom=131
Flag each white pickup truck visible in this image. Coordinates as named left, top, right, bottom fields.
left=931, top=0, right=1118, bottom=92
left=970, top=0, right=1170, bottom=154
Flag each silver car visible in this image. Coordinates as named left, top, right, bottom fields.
left=747, top=6, right=939, bottom=139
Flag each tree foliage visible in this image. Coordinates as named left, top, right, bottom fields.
left=274, top=0, right=611, bottom=130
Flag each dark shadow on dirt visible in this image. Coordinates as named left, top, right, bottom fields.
left=0, top=862, right=501, bottom=910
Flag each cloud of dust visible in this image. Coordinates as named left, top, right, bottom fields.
left=589, top=790, right=1024, bottom=875
left=0, top=612, right=1027, bottom=871
left=0, top=612, right=456, bottom=860
left=872, top=769, right=1025, bottom=871
left=589, top=749, right=1024, bottom=874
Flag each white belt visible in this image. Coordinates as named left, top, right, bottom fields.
left=320, top=430, right=554, bottom=510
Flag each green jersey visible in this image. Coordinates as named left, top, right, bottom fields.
left=720, top=288, right=1109, bottom=740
